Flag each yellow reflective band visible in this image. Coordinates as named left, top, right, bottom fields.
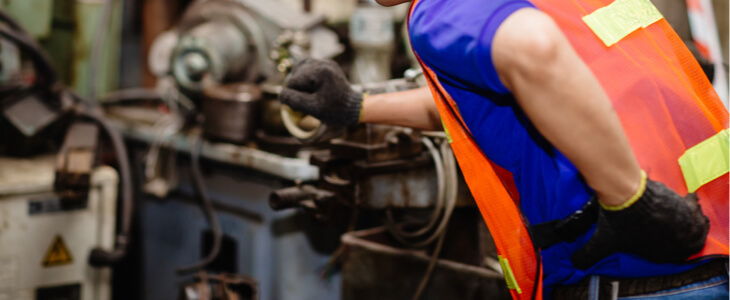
left=601, top=170, right=647, bottom=211
left=582, top=0, right=664, bottom=47
left=441, top=118, right=453, bottom=144
left=498, top=255, right=522, bottom=294
left=678, top=129, right=729, bottom=193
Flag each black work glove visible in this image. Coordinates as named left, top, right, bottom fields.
left=571, top=172, right=709, bottom=269
left=279, top=59, right=363, bottom=126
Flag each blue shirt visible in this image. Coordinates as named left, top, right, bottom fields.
left=408, top=0, right=703, bottom=292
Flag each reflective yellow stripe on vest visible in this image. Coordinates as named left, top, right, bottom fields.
left=582, top=0, right=664, bottom=46
left=678, top=129, right=730, bottom=192
left=498, top=255, right=522, bottom=294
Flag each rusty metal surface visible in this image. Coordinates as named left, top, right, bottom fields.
left=105, top=111, right=319, bottom=181
left=341, top=227, right=510, bottom=300
left=309, top=149, right=473, bottom=209
left=331, top=124, right=422, bottom=162
left=357, top=167, right=437, bottom=208
left=268, top=184, right=349, bottom=224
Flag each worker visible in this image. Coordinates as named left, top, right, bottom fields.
left=279, top=0, right=730, bottom=298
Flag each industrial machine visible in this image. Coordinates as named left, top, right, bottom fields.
left=0, top=156, right=118, bottom=300
left=3, top=0, right=508, bottom=298
left=148, top=0, right=343, bottom=93
left=115, top=0, right=510, bottom=298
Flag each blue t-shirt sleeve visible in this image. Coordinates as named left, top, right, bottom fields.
left=409, top=0, right=535, bottom=94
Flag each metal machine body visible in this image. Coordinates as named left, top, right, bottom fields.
left=130, top=146, right=341, bottom=300
left=268, top=78, right=461, bottom=219
left=151, top=0, right=343, bottom=93
left=0, top=156, right=118, bottom=300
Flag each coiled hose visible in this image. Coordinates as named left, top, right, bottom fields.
left=385, top=136, right=458, bottom=247
left=384, top=135, right=459, bottom=299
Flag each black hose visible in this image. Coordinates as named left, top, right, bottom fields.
left=176, top=134, right=223, bottom=274
left=0, top=9, right=28, bottom=33
left=0, top=25, right=59, bottom=89
left=80, top=108, right=134, bottom=267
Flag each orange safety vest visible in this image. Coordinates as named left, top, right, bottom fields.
left=407, top=0, right=729, bottom=299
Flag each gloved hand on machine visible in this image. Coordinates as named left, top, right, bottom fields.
left=279, top=58, right=710, bottom=270
left=279, top=58, right=363, bottom=126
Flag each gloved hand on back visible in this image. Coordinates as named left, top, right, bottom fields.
left=279, top=58, right=363, bottom=126
left=571, top=171, right=709, bottom=269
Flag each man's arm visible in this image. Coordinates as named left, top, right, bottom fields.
left=279, top=59, right=441, bottom=130
left=491, top=8, right=642, bottom=206
left=360, top=86, right=442, bottom=130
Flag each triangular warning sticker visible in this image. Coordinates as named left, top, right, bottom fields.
left=42, top=235, right=73, bottom=267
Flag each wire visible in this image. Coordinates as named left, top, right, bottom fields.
left=385, top=137, right=458, bottom=248
left=385, top=137, right=445, bottom=238
left=176, top=133, right=223, bottom=274
left=412, top=222, right=448, bottom=300
left=80, top=107, right=134, bottom=266
left=0, top=25, right=58, bottom=89
left=0, top=9, right=27, bottom=33
left=411, top=140, right=459, bottom=300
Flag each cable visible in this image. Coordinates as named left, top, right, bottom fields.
left=82, top=108, right=134, bottom=266
left=385, top=138, right=458, bottom=248
left=0, top=9, right=27, bottom=33
left=0, top=25, right=58, bottom=89
left=411, top=222, right=448, bottom=300
left=176, top=134, right=223, bottom=274
left=410, top=139, right=459, bottom=300
left=385, top=137, right=445, bottom=238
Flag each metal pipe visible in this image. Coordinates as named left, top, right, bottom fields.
left=269, top=186, right=315, bottom=210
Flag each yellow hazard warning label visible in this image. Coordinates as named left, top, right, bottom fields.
left=42, top=235, right=73, bottom=267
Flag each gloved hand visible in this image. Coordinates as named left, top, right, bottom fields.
left=279, top=58, right=363, bottom=126
left=571, top=171, right=709, bottom=269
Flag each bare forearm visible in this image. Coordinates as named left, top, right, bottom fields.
left=493, top=9, right=641, bottom=205
left=360, top=86, right=442, bottom=130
